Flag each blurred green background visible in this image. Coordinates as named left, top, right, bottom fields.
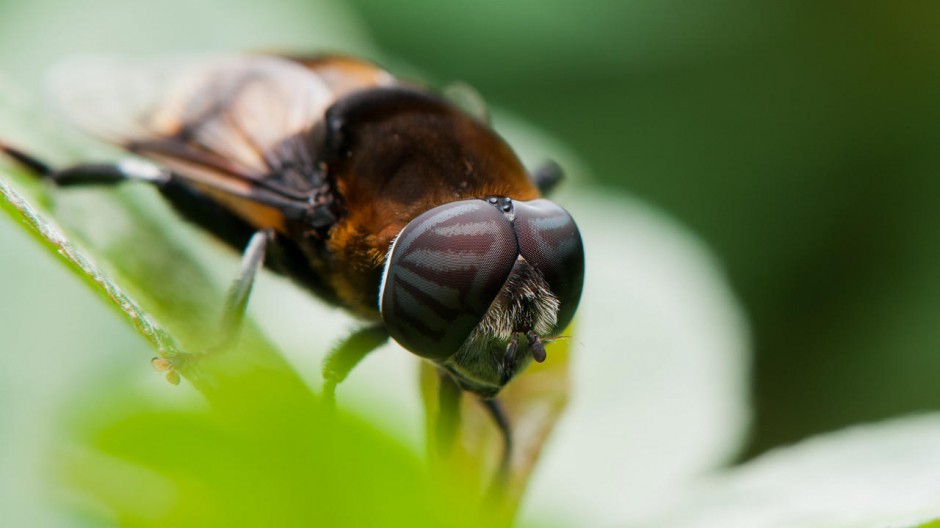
left=1, top=0, right=938, bottom=488
left=335, top=0, right=940, bottom=457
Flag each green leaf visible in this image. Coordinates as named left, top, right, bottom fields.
left=57, top=346, right=485, bottom=528
left=0, top=160, right=309, bottom=397
left=0, top=170, right=181, bottom=356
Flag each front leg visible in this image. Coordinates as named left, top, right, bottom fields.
left=433, top=376, right=514, bottom=497
left=321, top=325, right=388, bottom=406
left=481, top=397, right=513, bottom=481
left=434, top=371, right=464, bottom=459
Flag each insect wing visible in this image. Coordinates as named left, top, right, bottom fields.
left=50, top=55, right=357, bottom=198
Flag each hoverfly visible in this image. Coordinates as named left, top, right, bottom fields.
left=0, top=54, right=584, bottom=469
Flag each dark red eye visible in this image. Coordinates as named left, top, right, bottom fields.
left=512, top=199, right=584, bottom=333
left=379, top=200, right=518, bottom=359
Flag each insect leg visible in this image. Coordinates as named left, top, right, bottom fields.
left=321, top=325, right=388, bottom=406
left=481, top=398, right=513, bottom=480
left=215, top=228, right=275, bottom=351
left=1, top=144, right=169, bottom=186
left=530, top=160, right=564, bottom=195
left=435, top=371, right=463, bottom=459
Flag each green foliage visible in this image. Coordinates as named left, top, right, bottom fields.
left=58, top=354, right=481, bottom=528
left=0, top=153, right=298, bottom=393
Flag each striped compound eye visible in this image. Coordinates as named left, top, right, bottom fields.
left=379, top=200, right=518, bottom=359
left=511, top=199, right=584, bottom=332
left=379, top=198, right=584, bottom=360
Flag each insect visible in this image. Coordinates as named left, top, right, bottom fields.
left=1, top=54, right=584, bottom=470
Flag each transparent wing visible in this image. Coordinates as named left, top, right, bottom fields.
left=48, top=54, right=368, bottom=194
left=49, top=54, right=333, bottom=174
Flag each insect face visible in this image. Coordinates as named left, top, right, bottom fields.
left=379, top=196, right=583, bottom=395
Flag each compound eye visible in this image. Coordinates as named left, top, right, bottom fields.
left=380, top=200, right=519, bottom=359
left=513, top=199, right=584, bottom=333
